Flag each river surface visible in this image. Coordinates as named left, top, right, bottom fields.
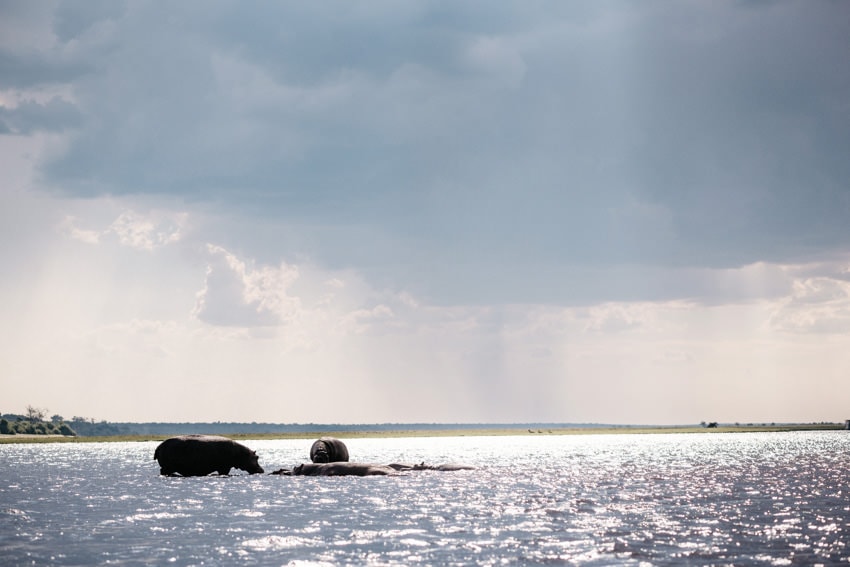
left=2, top=432, right=849, bottom=565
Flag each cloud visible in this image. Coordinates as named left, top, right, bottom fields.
left=58, top=215, right=100, bottom=244
left=770, top=271, right=850, bottom=334
left=108, top=210, right=187, bottom=250
left=1, top=0, right=839, bottom=304
left=338, top=304, right=396, bottom=335
left=59, top=208, right=188, bottom=250
left=582, top=302, right=661, bottom=334
left=193, top=244, right=301, bottom=328
left=0, top=0, right=99, bottom=89
left=3, top=2, right=850, bottom=424
left=463, top=35, right=526, bottom=87
left=0, top=96, right=82, bottom=134
left=5, top=190, right=850, bottom=423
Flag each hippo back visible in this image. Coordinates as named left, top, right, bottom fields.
left=293, top=462, right=397, bottom=476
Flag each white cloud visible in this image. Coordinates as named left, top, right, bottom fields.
left=109, top=210, right=187, bottom=250
left=59, top=215, right=100, bottom=244
left=337, top=304, right=396, bottom=335
left=6, top=206, right=850, bottom=423
left=193, top=244, right=301, bottom=328
left=770, top=274, right=850, bottom=334
left=58, top=208, right=188, bottom=250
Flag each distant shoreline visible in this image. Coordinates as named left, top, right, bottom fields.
left=1, top=423, right=844, bottom=444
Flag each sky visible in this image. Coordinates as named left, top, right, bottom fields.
left=2, top=1, right=850, bottom=425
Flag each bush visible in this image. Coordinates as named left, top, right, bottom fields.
left=58, top=424, right=76, bottom=436
left=0, top=412, right=77, bottom=436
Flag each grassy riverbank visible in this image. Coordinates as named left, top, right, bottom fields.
left=0, top=423, right=843, bottom=444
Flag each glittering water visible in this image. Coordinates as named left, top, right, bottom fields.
left=2, top=432, right=849, bottom=565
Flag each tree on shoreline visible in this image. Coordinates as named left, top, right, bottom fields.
left=26, top=405, right=47, bottom=423
left=0, top=408, right=76, bottom=436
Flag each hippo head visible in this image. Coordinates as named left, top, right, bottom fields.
left=293, top=464, right=305, bottom=474
left=312, top=442, right=330, bottom=463
left=242, top=450, right=264, bottom=474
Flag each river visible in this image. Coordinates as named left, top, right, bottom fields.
left=2, top=431, right=848, bottom=565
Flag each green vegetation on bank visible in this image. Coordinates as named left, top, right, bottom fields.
left=2, top=405, right=845, bottom=444
left=0, top=406, right=76, bottom=437
left=1, top=421, right=844, bottom=444
left=0, top=407, right=130, bottom=438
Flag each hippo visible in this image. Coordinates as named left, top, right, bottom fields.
left=269, top=462, right=476, bottom=476
left=430, top=463, right=476, bottom=471
left=291, top=462, right=399, bottom=476
left=154, top=434, right=263, bottom=476
left=310, top=437, right=350, bottom=463
left=388, top=462, right=477, bottom=472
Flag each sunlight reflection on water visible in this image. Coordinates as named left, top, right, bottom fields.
left=2, top=432, right=849, bottom=565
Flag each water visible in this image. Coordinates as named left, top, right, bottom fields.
left=2, top=432, right=849, bottom=565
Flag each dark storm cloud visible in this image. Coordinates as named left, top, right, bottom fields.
left=0, top=1, right=101, bottom=88
left=0, top=50, right=91, bottom=89
left=5, top=0, right=849, bottom=303
left=51, top=0, right=127, bottom=43
left=0, top=97, right=82, bottom=134
left=623, top=2, right=850, bottom=266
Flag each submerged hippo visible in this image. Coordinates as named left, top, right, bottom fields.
left=388, top=462, right=477, bottom=472
left=292, top=462, right=399, bottom=476
left=269, top=461, right=476, bottom=476
left=154, top=434, right=264, bottom=476
left=310, top=437, right=350, bottom=463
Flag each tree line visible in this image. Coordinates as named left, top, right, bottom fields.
left=0, top=406, right=77, bottom=436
